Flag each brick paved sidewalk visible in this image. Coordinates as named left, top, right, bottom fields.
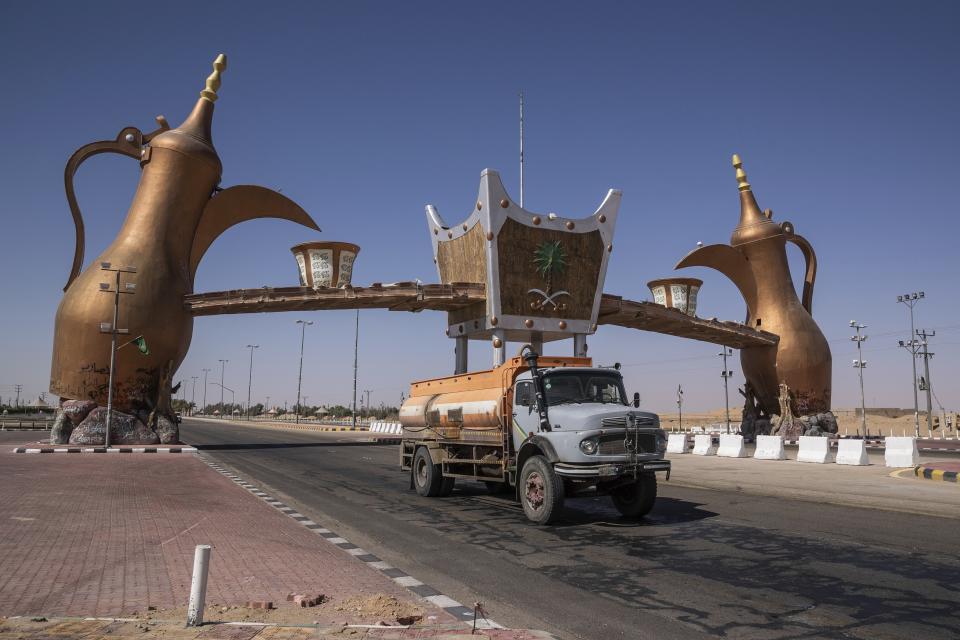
left=0, top=452, right=449, bottom=626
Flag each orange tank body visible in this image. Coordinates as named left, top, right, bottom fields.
left=400, top=356, right=591, bottom=441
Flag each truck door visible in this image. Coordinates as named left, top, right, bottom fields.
left=512, top=380, right=540, bottom=449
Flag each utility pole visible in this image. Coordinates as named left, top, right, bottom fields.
left=352, top=310, right=360, bottom=430
left=295, top=320, right=313, bottom=424
left=245, top=344, right=259, bottom=419
left=896, top=292, right=924, bottom=437
left=190, top=376, right=198, bottom=415
left=265, top=396, right=271, bottom=414
left=718, top=348, right=734, bottom=433
left=917, top=329, right=936, bottom=437
left=677, top=384, right=683, bottom=433
left=850, top=321, right=868, bottom=437
left=99, top=262, right=137, bottom=447
left=201, top=368, right=211, bottom=414
left=218, top=359, right=228, bottom=414
left=363, top=389, right=372, bottom=419
left=14, top=384, right=22, bottom=408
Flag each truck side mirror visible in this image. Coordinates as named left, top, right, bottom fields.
left=633, top=392, right=640, bottom=408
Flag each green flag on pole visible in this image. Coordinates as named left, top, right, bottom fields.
left=134, top=336, right=150, bottom=355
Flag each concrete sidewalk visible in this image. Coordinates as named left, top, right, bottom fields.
left=667, top=451, right=960, bottom=518
left=1, top=440, right=511, bottom=634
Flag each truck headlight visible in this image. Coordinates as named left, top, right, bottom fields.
left=655, top=430, right=667, bottom=454
left=579, top=438, right=599, bottom=455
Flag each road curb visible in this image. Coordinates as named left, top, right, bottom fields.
left=12, top=446, right=198, bottom=454
left=914, top=464, right=959, bottom=484
left=196, top=454, right=503, bottom=630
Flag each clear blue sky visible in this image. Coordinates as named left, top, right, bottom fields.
left=1, top=1, right=957, bottom=415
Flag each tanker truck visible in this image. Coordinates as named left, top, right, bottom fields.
left=399, top=347, right=670, bottom=524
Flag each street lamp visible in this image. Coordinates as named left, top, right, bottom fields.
left=190, top=376, right=198, bottom=415
left=677, top=384, right=683, bottom=433
left=98, top=262, right=137, bottom=448
left=718, top=348, right=734, bottom=433
left=201, top=368, right=211, bottom=414
left=218, top=359, right=229, bottom=415
left=850, top=321, right=868, bottom=438
left=245, top=344, right=259, bottom=419
left=295, top=320, right=313, bottom=424
left=896, top=292, right=924, bottom=437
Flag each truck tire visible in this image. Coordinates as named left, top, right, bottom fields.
left=413, top=448, right=446, bottom=497
left=611, top=472, right=657, bottom=518
left=520, top=456, right=565, bottom=524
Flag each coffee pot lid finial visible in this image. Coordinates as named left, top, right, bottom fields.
left=732, top=154, right=751, bottom=192
left=200, top=54, right=228, bottom=103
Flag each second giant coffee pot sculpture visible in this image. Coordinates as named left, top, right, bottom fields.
left=676, top=155, right=832, bottom=435
left=50, top=54, right=320, bottom=444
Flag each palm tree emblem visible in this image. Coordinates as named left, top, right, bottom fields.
left=529, top=241, right=570, bottom=310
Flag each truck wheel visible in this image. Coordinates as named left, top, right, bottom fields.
left=611, top=472, right=657, bottom=518
left=520, top=456, right=564, bottom=524
left=413, top=448, right=445, bottom=497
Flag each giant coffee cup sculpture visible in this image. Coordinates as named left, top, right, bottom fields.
left=50, top=55, right=320, bottom=445
left=675, top=155, right=833, bottom=439
left=291, top=242, right=360, bottom=288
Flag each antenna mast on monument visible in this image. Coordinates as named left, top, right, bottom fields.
left=519, top=90, right=525, bottom=208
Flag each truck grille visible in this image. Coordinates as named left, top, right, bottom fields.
left=600, top=415, right=655, bottom=429
left=597, top=433, right=657, bottom=455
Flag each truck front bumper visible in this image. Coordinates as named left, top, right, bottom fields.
left=553, top=459, right=671, bottom=480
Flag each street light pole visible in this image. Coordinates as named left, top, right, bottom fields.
left=850, top=321, right=868, bottom=438
left=718, top=348, right=733, bottom=433
left=201, top=368, right=211, bottom=414
left=98, top=262, right=137, bottom=448
left=677, top=384, right=683, bottom=433
left=245, top=344, right=259, bottom=419
left=295, top=320, right=313, bottom=425
left=190, top=376, right=198, bottom=415
left=218, top=359, right=228, bottom=415
left=896, top=292, right=924, bottom=437
left=352, top=310, right=360, bottom=430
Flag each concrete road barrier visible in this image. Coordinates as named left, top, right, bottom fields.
left=717, top=434, right=748, bottom=458
left=836, top=439, right=870, bottom=466
left=798, top=436, right=833, bottom=463
left=885, top=436, right=919, bottom=467
left=667, top=434, right=688, bottom=454
left=754, top=435, right=786, bottom=460
left=692, top=434, right=717, bottom=456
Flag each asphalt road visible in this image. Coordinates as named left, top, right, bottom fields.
left=181, top=419, right=960, bottom=640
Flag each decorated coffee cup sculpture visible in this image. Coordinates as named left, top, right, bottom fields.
left=291, top=241, right=360, bottom=289
left=647, top=278, right=702, bottom=316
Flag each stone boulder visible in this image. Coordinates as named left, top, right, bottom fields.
left=69, top=408, right=160, bottom=445
left=817, top=412, right=839, bottom=434
left=153, top=414, right=179, bottom=444
left=62, top=399, right=97, bottom=425
left=50, top=410, right=72, bottom=444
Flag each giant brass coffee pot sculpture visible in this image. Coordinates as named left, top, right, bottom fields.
left=676, top=156, right=831, bottom=422
left=50, top=55, right=319, bottom=441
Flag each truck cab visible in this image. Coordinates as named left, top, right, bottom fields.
left=400, top=348, right=671, bottom=524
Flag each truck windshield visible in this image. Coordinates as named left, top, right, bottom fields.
left=542, top=372, right=627, bottom=406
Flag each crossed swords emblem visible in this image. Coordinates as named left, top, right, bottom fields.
left=527, top=288, right=571, bottom=310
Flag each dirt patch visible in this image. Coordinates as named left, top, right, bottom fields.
left=132, top=594, right=423, bottom=628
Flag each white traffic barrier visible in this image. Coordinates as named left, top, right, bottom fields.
left=186, top=544, right=211, bottom=627
left=717, top=434, right=749, bottom=458
left=885, top=436, right=919, bottom=467
left=797, top=436, right=832, bottom=463
left=836, top=439, right=870, bottom=465
left=754, top=435, right=786, bottom=460
left=371, top=422, right=379, bottom=432
left=666, top=433, right=688, bottom=454
left=692, top=434, right=717, bottom=456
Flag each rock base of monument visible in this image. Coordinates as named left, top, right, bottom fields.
left=50, top=400, right=179, bottom=445
left=740, top=411, right=839, bottom=440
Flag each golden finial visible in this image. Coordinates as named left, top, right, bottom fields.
left=200, top=54, right=228, bottom=102
left=732, top=153, right=751, bottom=192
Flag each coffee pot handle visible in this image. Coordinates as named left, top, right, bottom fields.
left=786, top=233, right=817, bottom=315
left=63, top=117, right=169, bottom=291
